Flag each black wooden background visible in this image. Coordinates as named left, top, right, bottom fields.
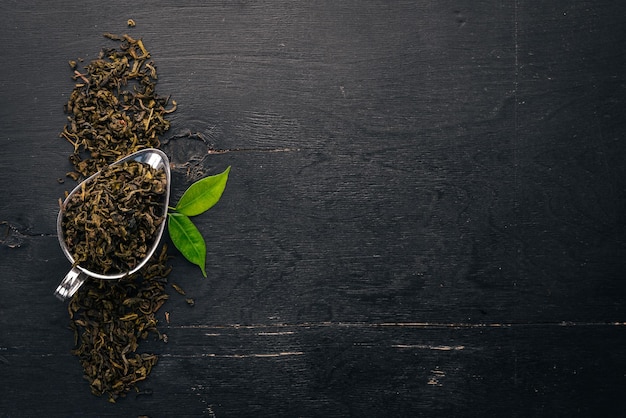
left=1, top=1, right=625, bottom=417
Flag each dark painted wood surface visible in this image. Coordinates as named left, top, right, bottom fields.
left=1, top=1, right=625, bottom=416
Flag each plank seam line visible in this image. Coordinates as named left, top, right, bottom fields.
left=172, top=321, right=626, bottom=330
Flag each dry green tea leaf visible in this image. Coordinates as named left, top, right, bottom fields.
left=171, top=283, right=185, bottom=295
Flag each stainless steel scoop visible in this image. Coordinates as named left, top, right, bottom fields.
left=54, top=148, right=171, bottom=301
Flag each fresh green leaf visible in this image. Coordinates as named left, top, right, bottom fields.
left=175, top=166, right=231, bottom=216
left=167, top=212, right=207, bottom=277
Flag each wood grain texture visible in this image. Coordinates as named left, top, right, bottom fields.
left=1, top=0, right=625, bottom=416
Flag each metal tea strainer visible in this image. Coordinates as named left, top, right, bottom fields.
left=54, top=148, right=171, bottom=301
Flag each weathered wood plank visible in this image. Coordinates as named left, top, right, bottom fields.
left=2, top=319, right=626, bottom=416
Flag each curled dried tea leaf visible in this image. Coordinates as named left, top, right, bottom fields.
left=171, top=283, right=185, bottom=295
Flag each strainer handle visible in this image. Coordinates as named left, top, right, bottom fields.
left=54, top=267, right=86, bottom=301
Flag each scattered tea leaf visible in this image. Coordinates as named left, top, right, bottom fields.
left=167, top=212, right=207, bottom=277
left=175, top=166, right=230, bottom=216
left=171, top=283, right=186, bottom=295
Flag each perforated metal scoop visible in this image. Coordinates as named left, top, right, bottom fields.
left=54, top=148, right=171, bottom=301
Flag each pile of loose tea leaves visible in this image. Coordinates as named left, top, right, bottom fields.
left=60, top=33, right=175, bottom=402
left=68, top=246, right=171, bottom=402
left=62, top=160, right=167, bottom=275
left=62, top=32, right=176, bottom=180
